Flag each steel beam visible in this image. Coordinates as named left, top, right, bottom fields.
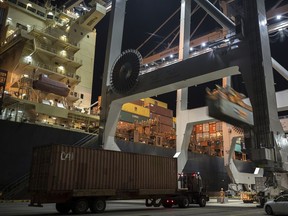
left=99, top=0, right=126, bottom=150
left=194, top=0, right=235, bottom=30
left=176, top=0, right=191, bottom=177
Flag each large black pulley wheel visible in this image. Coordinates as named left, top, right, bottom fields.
left=55, top=203, right=71, bottom=214
left=71, top=198, right=89, bottom=214
left=90, top=198, right=106, bottom=213
left=110, top=49, right=142, bottom=95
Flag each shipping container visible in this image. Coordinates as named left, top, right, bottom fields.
left=203, top=123, right=209, bottom=132
left=147, top=104, right=173, bottom=117
left=203, top=132, right=209, bottom=140
left=122, top=103, right=150, bottom=117
left=130, top=100, right=144, bottom=106
left=195, top=124, right=203, bottom=133
left=150, top=113, right=173, bottom=127
left=119, top=111, right=149, bottom=124
left=216, top=121, right=222, bottom=131
left=30, top=144, right=177, bottom=194
left=141, top=98, right=168, bottom=109
left=209, top=123, right=216, bottom=133
left=196, top=133, right=203, bottom=141
left=151, top=124, right=174, bottom=134
left=29, top=144, right=209, bottom=214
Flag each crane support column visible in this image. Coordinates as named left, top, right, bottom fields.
left=240, top=0, right=287, bottom=171
left=175, top=0, right=191, bottom=176
left=99, top=0, right=127, bottom=150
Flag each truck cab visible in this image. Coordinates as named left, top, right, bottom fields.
left=161, top=172, right=209, bottom=208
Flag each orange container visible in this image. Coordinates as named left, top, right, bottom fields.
left=209, top=123, right=216, bottom=133
left=195, top=124, right=203, bottom=133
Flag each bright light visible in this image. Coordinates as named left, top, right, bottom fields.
left=276, top=15, right=282, bottom=20
left=260, top=19, right=267, bottom=26
left=173, top=152, right=181, bottom=158
left=60, top=50, right=67, bottom=57
left=48, top=12, right=54, bottom=15
left=60, top=35, right=67, bottom=42
left=25, top=56, right=32, bottom=63
left=254, top=167, right=260, bottom=174
left=170, top=54, right=174, bottom=58
left=162, top=58, right=165, bottom=61
left=106, top=4, right=112, bottom=11
left=58, top=66, right=64, bottom=70
left=201, top=42, right=206, bottom=47
left=190, top=47, right=193, bottom=51
left=27, top=3, right=32, bottom=7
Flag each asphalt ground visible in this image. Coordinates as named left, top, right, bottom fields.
left=0, top=198, right=271, bottom=216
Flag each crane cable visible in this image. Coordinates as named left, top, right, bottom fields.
left=145, top=4, right=201, bottom=57
left=167, top=4, right=201, bottom=49
left=142, top=0, right=218, bottom=59
left=136, top=7, right=181, bottom=51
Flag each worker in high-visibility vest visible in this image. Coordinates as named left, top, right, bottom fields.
left=220, top=188, right=225, bottom=204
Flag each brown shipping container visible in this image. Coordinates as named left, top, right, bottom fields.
left=30, top=144, right=177, bottom=194
left=130, top=100, right=144, bottom=106
left=151, top=124, right=173, bottom=133
left=148, top=104, right=173, bottom=117
left=150, top=113, right=173, bottom=127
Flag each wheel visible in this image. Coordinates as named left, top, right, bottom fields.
left=178, top=197, right=189, bottom=208
left=71, top=198, right=89, bottom=214
left=90, top=198, right=106, bottom=213
left=145, top=199, right=153, bottom=207
left=265, top=205, right=273, bottom=215
left=199, top=196, right=206, bottom=207
left=153, top=198, right=162, bottom=207
left=55, top=203, right=71, bottom=214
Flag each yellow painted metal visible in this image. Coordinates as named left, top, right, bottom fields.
left=122, top=103, right=150, bottom=117
left=141, top=98, right=168, bottom=109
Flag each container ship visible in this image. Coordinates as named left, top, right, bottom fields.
left=1, top=0, right=288, bottom=200
left=0, top=0, right=107, bottom=199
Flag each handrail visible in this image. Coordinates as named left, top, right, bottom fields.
left=0, top=173, right=30, bottom=200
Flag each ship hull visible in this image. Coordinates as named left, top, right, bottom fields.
left=0, top=120, right=97, bottom=190
left=0, top=120, right=255, bottom=199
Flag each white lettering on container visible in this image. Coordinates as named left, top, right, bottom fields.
left=60, top=152, right=74, bottom=161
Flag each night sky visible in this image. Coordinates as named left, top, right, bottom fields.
left=92, top=0, right=288, bottom=116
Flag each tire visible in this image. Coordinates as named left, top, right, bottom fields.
left=199, top=197, right=206, bottom=207
left=265, top=205, right=273, bottom=215
left=55, top=203, right=71, bottom=214
left=71, top=198, right=89, bottom=214
left=90, top=199, right=106, bottom=213
left=153, top=198, right=162, bottom=207
left=178, top=197, right=189, bottom=208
